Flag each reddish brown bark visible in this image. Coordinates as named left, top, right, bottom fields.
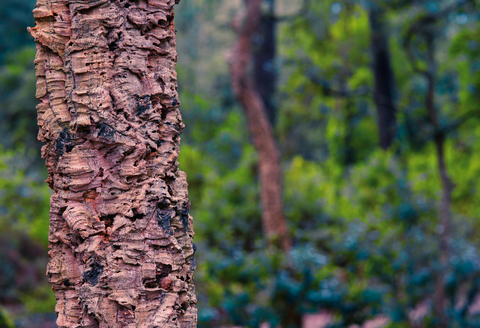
left=29, top=0, right=196, bottom=327
left=228, top=0, right=291, bottom=251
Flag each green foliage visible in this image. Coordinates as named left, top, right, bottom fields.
left=0, top=0, right=35, bottom=64
left=0, top=146, right=53, bottom=319
left=191, top=140, right=480, bottom=326
left=0, top=307, right=15, bottom=328
left=19, top=284, right=55, bottom=315
left=0, top=46, right=39, bottom=153
left=179, top=142, right=263, bottom=250
left=197, top=245, right=331, bottom=328
left=449, top=23, right=480, bottom=119
left=0, top=146, right=50, bottom=246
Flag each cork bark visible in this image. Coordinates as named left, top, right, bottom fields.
left=229, top=0, right=291, bottom=251
left=28, top=0, right=197, bottom=327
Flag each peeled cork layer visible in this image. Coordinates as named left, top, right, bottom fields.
left=29, top=0, right=196, bottom=327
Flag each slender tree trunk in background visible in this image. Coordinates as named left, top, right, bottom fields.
left=29, top=0, right=196, bottom=327
left=252, top=0, right=277, bottom=126
left=229, top=0, right=291, bottom=251
left=369, top=6, right=397, bottom=150
left=424, top=36, right=453, bottom=328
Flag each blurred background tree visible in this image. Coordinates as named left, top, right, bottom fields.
left=1, top=0, right=480, bottom=327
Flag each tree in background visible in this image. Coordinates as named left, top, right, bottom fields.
left=403, top=3, right=465, bottom=325
left=369, top=2, right=397, bottom=150
left=229, top=0, right=291, bottom=251
left=253, top=0, right=277, bottom=126
left=29, top=0, right=196, bottom=326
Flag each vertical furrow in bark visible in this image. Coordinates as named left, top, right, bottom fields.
left=29, top=0, right=197, bottom=327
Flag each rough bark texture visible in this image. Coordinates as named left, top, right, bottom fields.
left=369, top=7, right=397, bottom=150
left=229, top=0, right=291, bottom=251
left=28, top=0, right=197, bottom=327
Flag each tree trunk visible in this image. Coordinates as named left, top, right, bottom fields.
left=29, top=0, right=197, bottom=327
left=252, top=0, right=277, bottom=126
left=229, top=0, right=291, bottom=251
left=424, top=36, right=453, bottom=328
left=369, top=6, right=397, bottom=150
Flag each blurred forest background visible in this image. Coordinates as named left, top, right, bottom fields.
left=1, top=0, right=480, bottom=327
